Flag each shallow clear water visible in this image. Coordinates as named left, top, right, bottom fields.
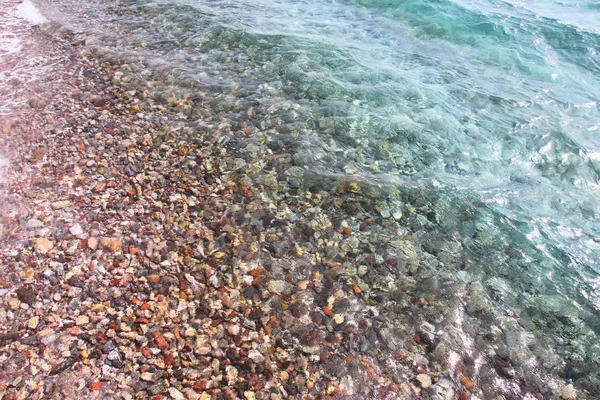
left=0, top=0, right=61, bottom=117
left=16, top=0, right=600, bottom=394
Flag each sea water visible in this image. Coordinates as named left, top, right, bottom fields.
left=5, top=0, right=600, bottom=395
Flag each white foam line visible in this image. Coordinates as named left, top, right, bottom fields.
left=17, top=0, right=49, bottom=26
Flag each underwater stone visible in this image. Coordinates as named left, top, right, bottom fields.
left=429, top=378, right=455, bottom=400
left=416, top=374, right=432, bottom=388
left=561, top=384, right=576, bottom=399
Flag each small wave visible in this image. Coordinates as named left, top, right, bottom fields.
left=17, top=0, right=49, bottom=25
left=500, top=0, right=600, bottom=34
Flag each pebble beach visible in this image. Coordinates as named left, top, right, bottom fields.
left=0, top=1, right=598, bottom=399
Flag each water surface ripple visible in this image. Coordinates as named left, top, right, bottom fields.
left=41, top=0, right=600, bottom=396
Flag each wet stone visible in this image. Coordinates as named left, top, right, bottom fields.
left=25, top=219, right=44, bottom=230
left=248, top=349, right=265, bottom=363
left=418, top=321, right=436, bottom=346
left=496, top=344, right=510, bottom=361
left=416, top=374, right=432, bottom=389
left=561, top=384, right=576, bottom=400
left=289, top=301, right=308, bottom=318
left=324, top=356, right=346, bottom=378
left=16, top=287, right=37, bottom=305
left=267, top=279, right=290, bottom=295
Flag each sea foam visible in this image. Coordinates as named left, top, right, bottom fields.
left=17, top=0, right=49, bottom=26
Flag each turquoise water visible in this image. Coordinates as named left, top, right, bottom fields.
left=36, top=0, right=600, bottom=394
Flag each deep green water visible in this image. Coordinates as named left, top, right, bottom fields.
left=34, top=0, right=600, bottom=394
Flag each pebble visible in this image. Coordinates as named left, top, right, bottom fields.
left=51, top=200, right=72, bottom=210
left=87, top=236, right=99, bottom=250
left=227, top=324, right=240, bottom=336
left=99, top=237, right=122, bottom=252
left=267, top=280, right=290, bottom=294
left=196, top=344, right=211, bottom=355
left=25, top=219, right=44, bottom=229
left=248, top=349, right=265, bottom=363
left=69, top=223, right=83, bottom=236
left=358, top=265, right=368, bottom=276
left=8, top=297, right=20, bottom=310
left=75, top=316, right=90, bottom=326
left=416, top=374, right=432, bottom=389
left=22, top=268, right=35, bottom=280
left=140, top=372, right=156, bottom=382
left=28, top=316, right=39, bottom=329
left=168, top=388, right=185, bottom=400
left=16, top=287, right=37, bottom=304
left=184, top=327, right=196, bottom=337
left=562, top=384, right=576, bottom=400
left=34, top=237, right=54, bottom=254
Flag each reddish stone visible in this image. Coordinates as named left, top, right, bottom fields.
left=131, top=297, right=143, bottom=306
left=193, top=380, right=208, bottom=391
left=99, top=237, right=122, bottom=253
left=459, top=389, right=472, bottom=400
left=249, top=268, right=268, bottom=277
left=459, top=371, right=476, bottom=389
left=180, top=246, right=193, bottom=257
left=154, top=331, right=169, bottom=351
left=413, top=363, right=427, bottom=374
left=164, top=354, right=174, bottom=366
left=90, top=382, right=107, bottom=391
left=67, top=327, right=81, bottom=336
left=252, top=276, right=263, bottom=286
left=178, top=276, right=188, bottom=291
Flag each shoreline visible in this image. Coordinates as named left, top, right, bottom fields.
left=0, top=3, right=595, bottom=400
